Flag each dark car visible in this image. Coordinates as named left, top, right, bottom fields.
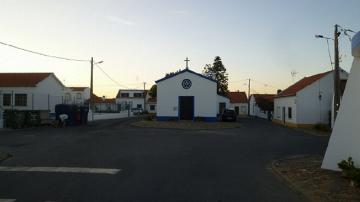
left=221, top=109, right=237, bottom=122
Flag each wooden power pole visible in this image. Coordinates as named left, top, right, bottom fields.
left=333, top=25, right=341, bottom=120
left=90, top=57, right=94, bottom=110
left=248, top=78, right=251, bottom=116
left=143, top=82, right=146, bottom=111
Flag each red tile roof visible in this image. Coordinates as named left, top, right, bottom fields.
left=90, top=93, right=116, bottom=103
left=0, top=73, right=52, bottom=87
left=227, top=91, right=248, bottom=103
left=276, top=71, right=331, bottom=98
left=69, top=87, right=88, bottom=91
left=252, top=94, right=275, bottom=103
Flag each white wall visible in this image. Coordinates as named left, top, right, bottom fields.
left=249, top=96, right=270, bottom=119
left=229, top=103, right=248, bottom=115
left=296, top=71, right=348, bottom=125
left=274, top=96, right=297, bottom=124
left=157, top=71, right=217, bottom=118
left=88, top=111, right=132, bottom=121
left=217, top=95, right=230, bottom=114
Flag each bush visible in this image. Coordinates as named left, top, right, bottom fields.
left=145, top=114, right=155, bottom=121
left=194, top=116, right=205, bottom=122
left=338, top=157, right=360, bottom=187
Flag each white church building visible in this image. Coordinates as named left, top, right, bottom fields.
left=155, top=68, right=229, bottom=122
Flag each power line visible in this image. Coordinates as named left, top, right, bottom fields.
left=95, top=63, right=129, bottom=89
left=251, top=79, right=280, bottom=89
left=0, top=41, right=89, bottom=62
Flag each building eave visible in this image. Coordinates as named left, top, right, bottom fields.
left=155, top=68, right=217, bottom=84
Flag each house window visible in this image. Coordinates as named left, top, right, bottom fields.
left=150, top=105, right=155, bottom=110
left=15, top=94, right=27, bottom=106
left=276, top=106, right=280, bottom=118
left=76, top=93, right=82, bottom=100
left=3, top=94, right=11, bottom=106
left=288, top=107, right=292, bottom=119
left=65, top=93, right=71, bottom=103
left=133, top=93, right=143, bottom=98
left=121, top=93, right=129, bottom=98
left=137, top=104, right=142, bottom=109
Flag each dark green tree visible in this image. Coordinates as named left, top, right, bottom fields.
left=148, top=84, right=157, bottom=97
left=203, top=56, right=229, bottom=95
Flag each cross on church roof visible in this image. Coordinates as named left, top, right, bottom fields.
left=184, top=57, right=190, bottom=69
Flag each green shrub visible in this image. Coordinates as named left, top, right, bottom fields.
left=145, top=114, right=155, bottom=121
left=194, top=116, right=205, bottom=122
left=338, top=157, right=360, bottom=187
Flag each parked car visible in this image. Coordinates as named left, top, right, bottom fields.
left=222, top=109, right=237, bottom=122
left=131, top=108, right=143, bottom=115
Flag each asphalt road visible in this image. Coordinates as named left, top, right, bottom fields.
left=0, top=117, right=329, bottom=202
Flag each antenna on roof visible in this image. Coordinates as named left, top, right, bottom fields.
left=291, top=70, right=297, bottom=83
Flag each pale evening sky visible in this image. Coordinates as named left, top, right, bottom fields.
left=0, top=0, right=359, bottom=97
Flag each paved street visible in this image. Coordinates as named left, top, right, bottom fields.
left=0, top=118, right=329, bottom=202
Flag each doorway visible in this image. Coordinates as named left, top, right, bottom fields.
left=179, top=96, right=194, bottom=120
left=235, top=106, right=239, bottom=115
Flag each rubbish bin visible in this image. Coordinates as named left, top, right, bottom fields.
left=80, top=106, right=89, bottom=124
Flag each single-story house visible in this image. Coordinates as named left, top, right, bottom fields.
left=273, top=69, right=348, bottom=128
left=146, top=97, right=157, bottom=113
left=0, top=72, right=65, bottom=113
left=63, top=87, right=90, bottom=105
left=228, top=91, right=248, bottom=115
left=91, top=94, right=117, bottom=112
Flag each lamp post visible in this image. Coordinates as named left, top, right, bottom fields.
left=90, top=58, right=103, bottom=120
left=315, top=29, right=341, bottom=121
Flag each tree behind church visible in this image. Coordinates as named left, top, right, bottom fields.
left=203, top=56, right=229, bottom=95
left=148, top=84, right=157, bottom=97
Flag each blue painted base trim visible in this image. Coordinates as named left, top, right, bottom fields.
left=156, top=116, right=218, bottom=122
left=203, top=117, right=217, bottom=122
left=156, top=116, right=178, bottom=121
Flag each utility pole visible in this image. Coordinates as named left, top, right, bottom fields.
left=248, top=78, right=251, bottom=116
left=333, top=24, right=341, bottom=120
left=90, top=57, right=94, bottom=118
left=143, top=82, right=146, bottom=111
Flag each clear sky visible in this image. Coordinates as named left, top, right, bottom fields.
left=0, top=0, right=359, bottom=97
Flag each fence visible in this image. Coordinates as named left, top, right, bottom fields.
left=0, top=91, right=87, bottom=114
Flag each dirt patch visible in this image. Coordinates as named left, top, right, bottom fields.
left=131, top=120, right=240, bottom=130
left=295, top=128, right=331, bottom=137
left=0, top=151, right=11, bottom=163
left=271, top=155, right=360, bottom=202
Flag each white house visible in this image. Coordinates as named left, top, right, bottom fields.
left=146, top=97, right=157, bottom=114
left=228, top=91, right=248, bottom=115
left=116, top=89, right=146, bottom=111
left=91, top=94, right=117, bottom=112
left=217, top=94, right=230, bottom=115
left=63, top=87, right=90, bottom=105
left=273, top=70, right=348, bottom=128
left=0, top=73, right=65, bottom=113
left=249, top=94, right=275, bottom=119
left=155, top=68, right=229, bottom=122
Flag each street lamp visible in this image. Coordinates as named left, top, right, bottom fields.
left=315, top=34, right=334, bottom=41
